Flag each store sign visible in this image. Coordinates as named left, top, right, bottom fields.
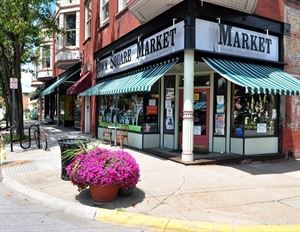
left=97, top=21, right=184, bottom=78
left=196, top=19, right=279, bottom=62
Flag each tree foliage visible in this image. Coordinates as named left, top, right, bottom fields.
left=0, top=0, right=59, bottom=133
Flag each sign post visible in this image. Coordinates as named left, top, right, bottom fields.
left=10, top=78, right=18, bottom=127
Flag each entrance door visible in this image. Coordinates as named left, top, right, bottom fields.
left=84, top=97, right=91, bottom=133
left=179, top=88, right=210, bottom=151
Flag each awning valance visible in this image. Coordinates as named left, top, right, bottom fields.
left=203, top=57, right=300, bottom=96
left=67, top=72, right=92, bottom=95
left=80, top=60, right=176, bottom=96
left=41, top=66, right=80, bottom=96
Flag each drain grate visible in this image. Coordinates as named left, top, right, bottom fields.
left=0, top=160, right=39, bottom=176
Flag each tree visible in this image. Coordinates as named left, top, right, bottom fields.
left=0, top=0, right=58, bottom=134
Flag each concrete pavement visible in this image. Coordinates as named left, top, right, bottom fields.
left=1, top=124, right=300, bottom=231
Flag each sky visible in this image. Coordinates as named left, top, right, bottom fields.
left=21, top=63, right=36, bottom=94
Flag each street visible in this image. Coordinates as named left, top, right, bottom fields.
left=0, top=183, right=148, bottom=232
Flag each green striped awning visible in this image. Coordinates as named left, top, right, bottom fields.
left=203, top=57, right=300, bottom=96
left=80, top=61, right=176, bottom=96
left=41, top=68, right=80, bottom=96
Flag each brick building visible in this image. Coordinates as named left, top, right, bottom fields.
left=33, top=0, right=300, bottom=160
left=283, top=0, right=300, bottom=158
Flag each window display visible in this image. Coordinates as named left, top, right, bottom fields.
left=98, top=82, right=159, bottom=133
left=164, top=76, right=175, bottom=133
left=98, top=95, right=143, bottom=132
left=214, top=75, right=227, bottom=136
left=231, top=85, right=278, bottom=137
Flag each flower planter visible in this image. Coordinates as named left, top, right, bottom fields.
left=57, top=138, right=88, bottom=180
left=89, top=184, right=119, bottom=202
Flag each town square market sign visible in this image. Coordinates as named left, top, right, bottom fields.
left=196, top=19, right=279, bottom=62
left=96, top=21, right=184, bottom=78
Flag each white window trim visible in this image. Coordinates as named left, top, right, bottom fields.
left=100, top=0, right=109, bottom=26
left=65, top=13, right=77, bottom=47
left=118, top=0, right=126, bottom=13
left=85, top=0, right=92, bottom=39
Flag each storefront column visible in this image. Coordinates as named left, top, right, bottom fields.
left=181, top=49, right=194, bottom=162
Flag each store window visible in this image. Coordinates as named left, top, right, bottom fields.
left=214, top=74, right=227, bottom=136
left=100, top=0, right=109, bottom=25
left=164, top=76, right=175, bottom=134
left=85, top=0, right=92, bottom=39
left=98, top=82, right=159, bottom=133
left=41, top=45, right=50, bottom=69
left=231, top=85, right=279, bottom=137
left=65, top=13, right=76, bottom=46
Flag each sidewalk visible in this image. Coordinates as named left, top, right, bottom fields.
left=1, top=124, right=300, bottom=232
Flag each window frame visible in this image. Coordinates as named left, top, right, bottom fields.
left=65, top=13, right=77, bottom=47
left=118, top=0, right=126, bottom=13
left=85, top=0, right=92, bottom=40
left=41, top=45, right=51, bottom=69
left=100, top=0, right=109, bottom=26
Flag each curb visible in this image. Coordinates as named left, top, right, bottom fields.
left=3, top=177, right=300, bottom=232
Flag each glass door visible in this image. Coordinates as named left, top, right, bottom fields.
left=179, top=88, right=210, bottom=152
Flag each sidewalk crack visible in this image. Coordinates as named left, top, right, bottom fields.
left=148, top=177, right=185, bottom=213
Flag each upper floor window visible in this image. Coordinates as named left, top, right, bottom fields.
left=85, top=0, right=92, bottom=39
left=42, top=45, right=51, bottom=68
left=118, top=0, right=126, bottom=13
left=65, top=13, right=76, bottom=46
left=100, top=0, right=109, bottom=25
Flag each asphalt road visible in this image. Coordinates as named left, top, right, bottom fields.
left=0, top=183, right=148, bottom=232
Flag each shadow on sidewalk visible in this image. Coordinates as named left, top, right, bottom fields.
left=76, top=187, right=145, bottom=209
left=230, top=159, right=300, bottom=175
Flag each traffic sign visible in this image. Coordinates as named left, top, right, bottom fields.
left=10, top=78, right=18, bottom=89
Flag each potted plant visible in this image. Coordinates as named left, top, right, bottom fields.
left=66, top=147, right=140, bottom=202
left=58, top=138, right=89, bottom=180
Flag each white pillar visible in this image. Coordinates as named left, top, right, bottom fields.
left=181, top=50, right=194, bottom=162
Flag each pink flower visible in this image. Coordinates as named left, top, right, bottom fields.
left=66, top=147, right=140, bottom=191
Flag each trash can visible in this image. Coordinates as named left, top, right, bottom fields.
left=57, top=138, right=88, bottom=180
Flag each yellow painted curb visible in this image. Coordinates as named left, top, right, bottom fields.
left=95, top=208, right=300, bottom=232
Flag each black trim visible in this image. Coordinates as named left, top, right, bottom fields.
left=95, top=55, right=182, bottom=83
left=94, top=1, right=284, bottom=61
left=196, top=51, right=285, bottom=68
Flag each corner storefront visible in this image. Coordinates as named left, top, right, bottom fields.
left=81, top=4, right=300, bottom=161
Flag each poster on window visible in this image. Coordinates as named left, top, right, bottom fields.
left=165, top=116, right=174, bottom=130
left=216, top=95, right=224, bottom=113
left=257, top=123, right=267, bottom=133
left=215, top=113, right=225, bottom=135
left=149, top=99, right=156, bottom=106
left=193, top=126, right=202, bottom=135
left=165, top=99, right=172, bottom=109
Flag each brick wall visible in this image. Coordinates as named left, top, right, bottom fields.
left=79, top=0, right=140, bottom=136
left=283, top=2, right=300, bottom=158
left=254, top=0, right=285, bottom=22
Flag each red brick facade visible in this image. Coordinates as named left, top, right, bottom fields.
left=254, top=0, right=285, bottom=22
left=80, top=0, right=140, bottom=136
left=283, top=1, right=300, bottom=158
